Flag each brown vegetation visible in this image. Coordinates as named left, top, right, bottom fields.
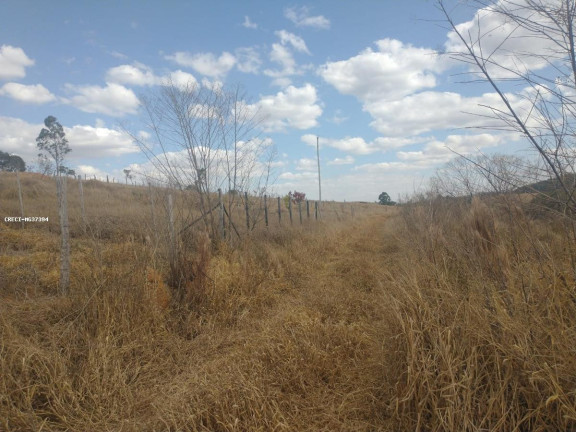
left=1, top=172, right=575, bottom=431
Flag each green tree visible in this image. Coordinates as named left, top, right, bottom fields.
left=378, top=192, right=396, bottom=206
left=0, top=150, right=26, bottom=172
left=36, top=116, right=71, bottom=176
left=36, top=116, right=71, bottom=295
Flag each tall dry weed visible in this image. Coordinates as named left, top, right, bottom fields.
left=383, top=195, right=576, bottom=431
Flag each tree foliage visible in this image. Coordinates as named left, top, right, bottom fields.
left=0, top=150, right=26, bottom=172
left=36, top=116, right=71, bottom=176
left=379, top=192, right=396, bottom=206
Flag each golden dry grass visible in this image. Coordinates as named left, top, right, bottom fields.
left=1, top=172, right=575, bottom=431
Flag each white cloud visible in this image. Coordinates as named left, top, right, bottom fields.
left=284, top=6, right=330, bottom=30
left=62, top=82, right=140, bottom=116
left=0, top=83, right=56, bottom=104
left=105, top=63, right=158, bottom=86
left=0, top=116, right=139, bottom=164
left=0, top=116, right=40, bottom=160
left=264, top=31, right=311, bottom=85
left=66, top=125, right=140, bottom=157
left=366, top=90, right=528, bottom=137
left=319, top=39, right=443, bottom=103
left=303, top=135, right=374, bottom=155
left=296, top=158, right=317, bottom=171
left=301, top=134, right=426, bottom=155
left=354, top=161, right=419, bottom=173
left=396, top=133, right=506, bottom=165
left=267, top=43, right=296, bottom=76
left=279, top=171, right=317, bottom=181
left=445, top=0, right=558, bottom=79
left=235, top=47, right=262, bottom=74
left=252, top=84, right=322, bottom=132
left=328, top=156, right=355, bottom=165
left=166, top=51, right=236, bottom=78
left=242, top=16, right=258, bottom=29
left=76, top=164, right=108, bottom=179
left=165, top=70, right=198, bottom=88
left=0, top=45, right=34, bottom=80
left=275, top=30, right=310, bottom=54
left=106, top=63, right=198, bottom=87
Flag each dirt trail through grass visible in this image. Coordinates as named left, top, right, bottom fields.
left=144, top=213, right=397, bottom=431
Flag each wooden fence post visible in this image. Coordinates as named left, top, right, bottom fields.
left=148, top=182, right=156, bottom=239
left=218, top=188, right=225, bottom=239
left=167, top=194, right=176, bottom=268
left=306, top=200, right=310, bottom=219
left=277, top=197, right=282, bottom=224
left=298, top=201, right=302, bottom=224
left=288, top=198, right=293, bottom=225
left=264, top=194, right=269, bottom=227
left=58, top=176, right=70, bottom=295
left=78, top=175, right=86, bottom=233
left=315, top=201, right=318, bottom=220
left=16, top=172, right=24, bottom=228
left=106, top=175, right=109, bottom=183
left=244, top=192, right=250, bottom=231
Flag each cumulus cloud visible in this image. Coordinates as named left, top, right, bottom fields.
left=0, top=45, right=34, bottom=80
left=328, top=156, right=355, bottom=165
left=0, top=83, right=56, bottom=104
left=166, top=70, right=198, bottom=88
left=75, top=164, right=109, bottom=179
left=105, top=63, right=159, bottom=86
left=251, top=84, right=322, bottom=132
left=366, top=90, right=529, bottom=137
left=0, top=116, right=139, bottom=164
left=62, top=82, right=140, bottom=116
left=319, top=39, right=443, bottom=103
left=264, top=31, right=311, bottom=86
left=396, top=133, right=506, bottom=165
left=444, top=0, right=558, bottom=79
left=284, top=6, right=330, bottom=30
left=301, top=134, right=427, bottom=155
left=166, top=51, right=236, bottom=78
left=66, top=124, right=140, bottom=157
left=106, top=63, right=198, bottom=87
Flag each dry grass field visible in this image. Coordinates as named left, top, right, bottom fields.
left=1, top=172, right=575, bottom=431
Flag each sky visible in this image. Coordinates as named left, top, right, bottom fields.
left=0, top=0, right=543, bottom=201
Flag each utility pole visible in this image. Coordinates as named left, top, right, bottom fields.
left=316, top=136, right=322, bottom=218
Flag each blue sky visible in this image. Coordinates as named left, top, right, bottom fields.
left=0, top=0, right=535, bottom=201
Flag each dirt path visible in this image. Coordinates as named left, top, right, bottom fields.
left=149, top=212, right=399, bottom=431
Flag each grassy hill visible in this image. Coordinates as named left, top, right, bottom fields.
left=1, top=172, right=575, bottom=431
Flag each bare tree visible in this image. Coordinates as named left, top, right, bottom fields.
left=129, top=80, right=273, bottom=238
left=432, top=153, right=536, bottom=197
left=439, top=0, right=576, bottom=215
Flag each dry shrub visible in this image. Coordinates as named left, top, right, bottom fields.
left=145, top=267, right=171, bottom=310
